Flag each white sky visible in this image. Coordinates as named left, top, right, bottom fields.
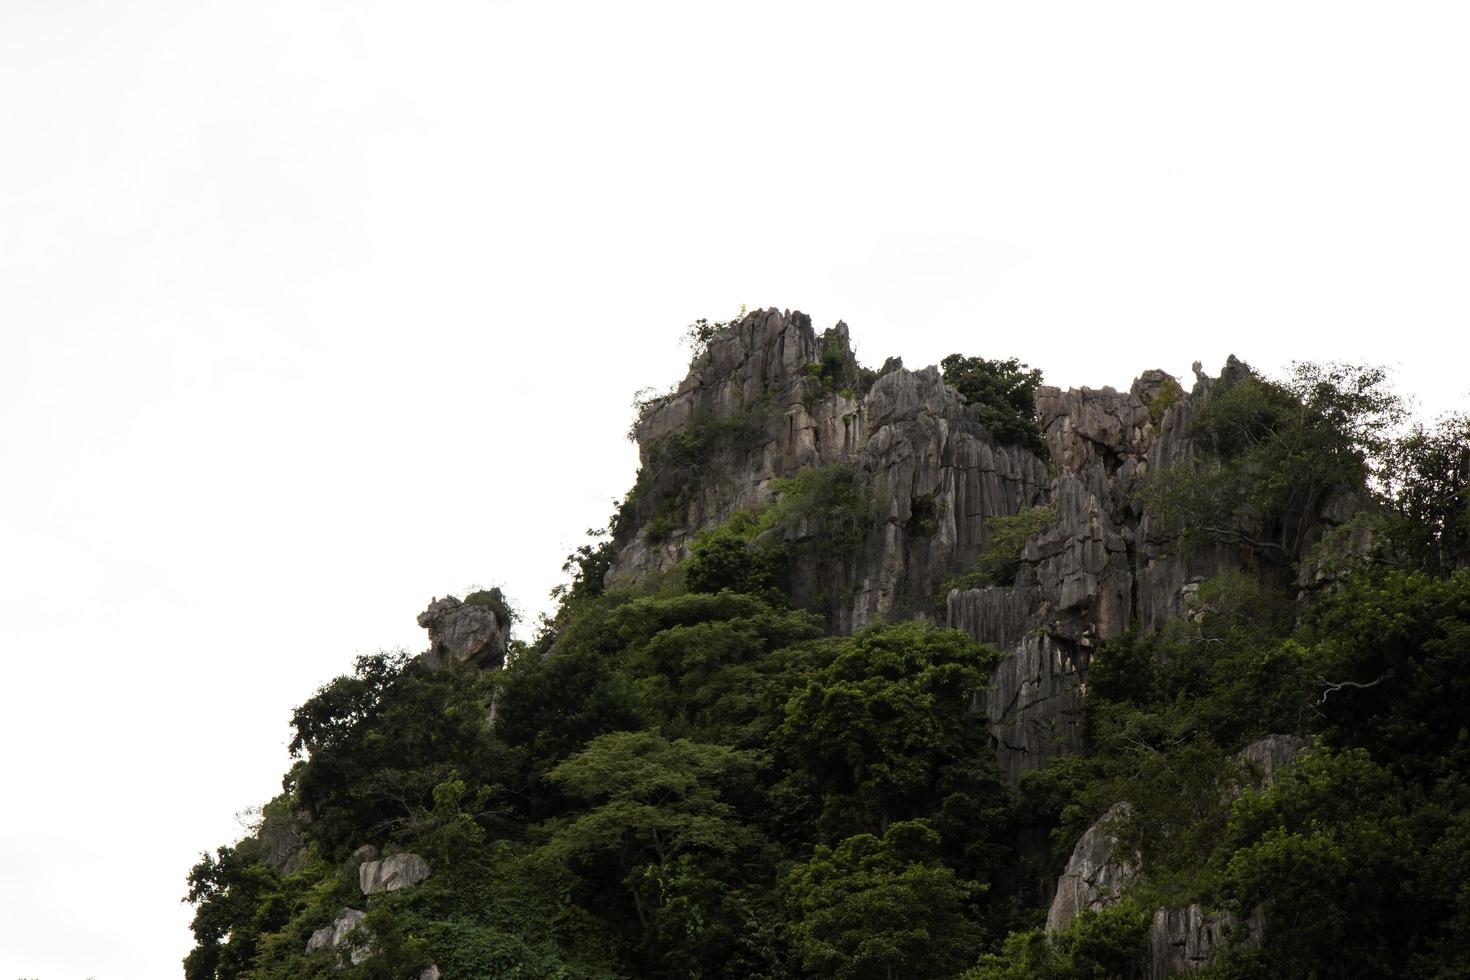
left=2, top=2, right=1467, bottom=977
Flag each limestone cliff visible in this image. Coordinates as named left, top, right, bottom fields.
left=608, top=311, right=1361, bottom=782
left=612, top=308, right=1048, bottom=630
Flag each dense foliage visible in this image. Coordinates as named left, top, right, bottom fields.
left=185, top=566, right=1015, bottom=978
left=1140, top=361, right=1405, bottom=566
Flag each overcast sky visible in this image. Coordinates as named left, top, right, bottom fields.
left=2, top=2, right=1467, bottom=977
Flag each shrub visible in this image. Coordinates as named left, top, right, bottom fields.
left=935, top=505, right=1055, bottom=606
left=1147, top=378, right=1184, bottom=424
left=941, top=354, right=1047, bottom=456
left=463, top=587, right=516, bottom=629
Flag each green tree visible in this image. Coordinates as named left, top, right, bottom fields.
left=940, top=354, right=1047, bottom=455
left=938, top=505, right=1057, bottom=600
left=774, top=622, right=1005, bottom=845
left=609, top=590, right=823, bottom=745
left=1213, top=748, right=1416, bottom=979
left=287, top=654, right=510, bottom=859
left=961, top=899, right=1150, bottom=980
left=1298, top=569, right=1470, bottom=783
left=542, top=731, right=772, bottom=977
left=1379, top=412, right=1470, bottom=573
left=784, top=820, right=981, bottom=980
left=493, top=633, right=645, bottom=773
left=183, top=842, right=292, bottom=980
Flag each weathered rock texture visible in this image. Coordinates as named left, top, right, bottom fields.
left=612, top=309, right=1048, bottom=632
left=616, top=309, right=1204, bottom=778
left=360, top=852, right=431, bottom=895
left=306, top=907, right=370, bottom=964
left=951, top=367, right=1255, bottom=778
left=1236, top=733, right=1313, bottom=786
left=1045, top=802, right=1136, bottom=933
left=1145, top=904, right=1265, bottom=980
left=417, top=596, right=507, bottom=669
left=258, top=804, right=311, bottom=875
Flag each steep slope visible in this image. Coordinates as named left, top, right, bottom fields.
left=614, top=308, right=1049, bottom=629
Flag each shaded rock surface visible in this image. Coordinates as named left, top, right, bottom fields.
left=1045, top=802, right=1135, bottom=933
left=360, top=852, right=431, bottom=895
left=1047, top=735, right=1311, bottom=973
left=1237, top=733, right=1313, bottom=786
left=952, top=372, right=1243, bottom=778
left=258, top=805, right=311, bottom=875
left=1146, top=904, right=1265, bottom=980
left=417, top=596, right=507, bottom=669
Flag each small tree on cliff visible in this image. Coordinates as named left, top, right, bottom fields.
left=940, top=354, right=1047, bottom=456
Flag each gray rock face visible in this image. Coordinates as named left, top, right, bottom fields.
left=257, top=805, right=311, bottom=875
left=611, top=308, right=1047, bottom=631
left=306, top=907, right=370, bottom=964
left=1145, top=903, right=1265, bottom=979
left=417, top=596, right=506, bottom=669
left=359, top=852, right=431, bottom=895
left=951, top=376, right=1221, bottom=777
left=1237, top=733, right=1313, bottom=786
left=1046, top=802, right=1135, bottom=934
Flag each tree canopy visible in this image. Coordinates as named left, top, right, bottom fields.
left=940, top=354, right=1048, bottom=455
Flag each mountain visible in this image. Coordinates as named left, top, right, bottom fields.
left=184, top=310, right=1470, bottom=980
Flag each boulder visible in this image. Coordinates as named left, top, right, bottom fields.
left=360, top=852, right=431, bottom=895
left=306, top=907, right=370, bottom=965
left=418, top=596, right=506, bottom=669
left=1045, top=802, right=1135, bottom=933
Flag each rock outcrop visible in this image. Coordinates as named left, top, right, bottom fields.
left=1145, top=904, right=1264, bottom=980
left=360, top=852, right=431, bottom=895
left=418, top=596, right=507, bottom=669
left=1045, top=802, right=1136, bottom=933
left=258, top=804, right=311, bottom=875
left=1046, top=735, right=1312, bottom=974
left=1236, top=733, right=1313, bottom=786
left=306, top=904, right=440, bottom=977
left=612, top=308, right=1047, bottom=631
left=950, top=370, right=1248, bottom=778
left=306, top=907, right=370, bottom=964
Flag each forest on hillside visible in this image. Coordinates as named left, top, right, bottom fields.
left=184, top=331, right=1470, bottom=980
